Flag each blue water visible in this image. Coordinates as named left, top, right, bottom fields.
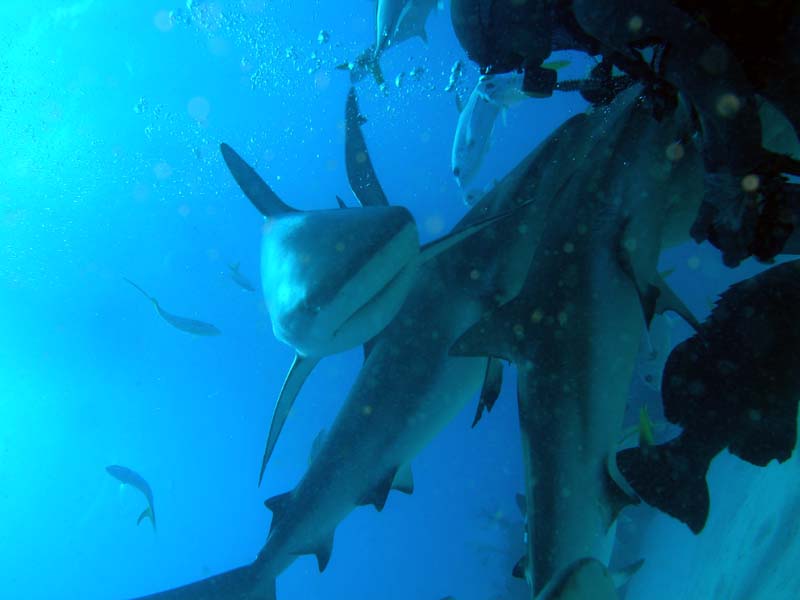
left=0, top=2, right=786, bottom=599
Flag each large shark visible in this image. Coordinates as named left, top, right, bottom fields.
left=451, top=87, right=704, bottom=598
left=375, top=0, right=439, bottom=56
left=219, top=140, right=505, bottom=483
left=129, top=75, right=637, bottom=600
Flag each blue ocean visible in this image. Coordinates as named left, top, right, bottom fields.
left=2, top=2, right=799, bottom=599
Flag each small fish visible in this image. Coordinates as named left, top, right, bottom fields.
left=228, top=262, right=256, bottom=292
left=124, top=278, right=221, bottom=336
left=106, top=465, right=157, bottom=531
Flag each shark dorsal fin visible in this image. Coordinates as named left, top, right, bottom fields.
left=335, top=195, right=348, bottom=209
left=264, top=491, right=293, bottom=534
left=220, top=143, right=298, bottom=217
left=258, top=354, right=321, bottom=486
left=472, top=357, right=504, bottom=427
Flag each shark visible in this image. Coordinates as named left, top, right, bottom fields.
left=221, top=110, right=517, bottom=484
left=451, top=87, right=704, bottom=598
left=123, top=278, right=221, bottom=336
left=375, top=0, right=439, bottom=56
left=129, top=71, right=630, bottom=600
left=106, top=465, right=157, bottom=531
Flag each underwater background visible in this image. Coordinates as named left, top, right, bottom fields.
left=1, top=2, right=796, bottom=599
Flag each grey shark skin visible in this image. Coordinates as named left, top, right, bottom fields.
left=106, top=465, right=157, bottom=531
left=123, top=278, right=221, bottom=336
left=130, top=78, right=644, bottom=600
left=452, top=88, right=703, bottom=597
left=375, top=0, right=438, bottom=56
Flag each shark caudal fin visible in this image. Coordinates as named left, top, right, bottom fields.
left=616, top=434, right=718, bottom=534
left=132, top=564, right=272, bottom=600
left=536, top=558, right=619, bottom=600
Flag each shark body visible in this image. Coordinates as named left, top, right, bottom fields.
left=452, top=87, right=703, bottom=597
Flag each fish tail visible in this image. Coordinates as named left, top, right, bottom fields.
left=616, top=433, right=720, bottom=534
left=124, top=277, right=155, bottom=303
left=136, top=506, right=156, bottom=531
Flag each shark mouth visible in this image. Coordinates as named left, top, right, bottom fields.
left=333, top=257, right=416, bottom=340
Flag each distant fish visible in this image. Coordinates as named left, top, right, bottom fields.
left=228, top=262, right=257, bottom=292
left=106, top=464, right=156, bottom=531
left=618, top=259, right=800, bottom=534
left=123, top=277, right=221, bottom=336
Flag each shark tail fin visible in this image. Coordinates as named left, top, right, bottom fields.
left=537, top=558, right=618, bottom=600
left=616, top=436, right=713, bottom=534
left=219, top=143, right=298, bottom=217
left=136, top=506, right=156, bottom=531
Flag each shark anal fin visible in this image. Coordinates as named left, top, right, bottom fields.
left=472, top=357, right=504, bottom=427
left=259, top=354, right=321, bottom=485
left=264, top=491, right=293, bottom=535
left=616, top=437, right=712, bottom=534
left=392, top=463, right=414, bottom=495
left=292, top=531, right=335, bottom=572
left=136, top=506, right=156, bottom=530
left=220, top=143, right=298, bottom=216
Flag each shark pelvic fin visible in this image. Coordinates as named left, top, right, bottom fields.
left=259, top=354, right=321, bottom=486
left=512, top=555, right=527, bottom=579
left=392, top=463, right=414, bottom=495
left=264, top=491, right=293, bottom=534
left=220, top=143, right=299, bottom=216
left=358, top=468, right=401, bottom=511
left=515, top=492, right=526, bottom=517
left=472, top=357, right=504, bottom=427
left=292, top=531, right=335, bottom=572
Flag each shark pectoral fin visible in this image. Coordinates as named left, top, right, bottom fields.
left=652, top=273, right=702, bottom=333
left=292, top=531, right=335, bottom=572
left=616, top=438, right=712, bottom=534
left=392, top=463, right=414, bottom=495
left=610, top=558, right=645, bottom=589
left=264, top=490, right=293, bottom=534
left=418, top=207, right=513, bottom=263
left=136, top=506, right=156, bottom=530
left=258, top=354, right=321, bottom=486
left=515, top=492, right=526, bottom=517
left=603, top=452, right=640, bottom=528
left=512, top=555, right=527, bottom=579
left=308, top=428, right=326, bottom=466
left=219, top=143, right=298, bottom=216
left=472, top=357, right=504, bottom=427
left=537, top=558, right=618, bottom=600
